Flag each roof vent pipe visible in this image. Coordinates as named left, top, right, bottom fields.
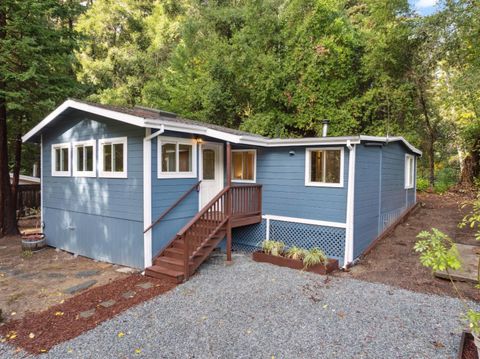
left=322, top=120, right=330, bottom=137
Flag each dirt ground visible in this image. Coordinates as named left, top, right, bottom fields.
left=339, top=191, right=480, bottom=301
left=0, top=234, right=133, bottom=321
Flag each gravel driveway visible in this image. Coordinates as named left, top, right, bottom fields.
left=0, top=254, right=471, bottom=358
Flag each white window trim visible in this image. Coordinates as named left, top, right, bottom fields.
left=51, top=142, right=71, bottom=177
left=405, top=154, right=415, bottom=189
left=98, top=137, right=128, bottom=178
left=305, top=147, right=344, bottom=188
left=231, top=149, right=257, bottom=183
left=72, top=140, right=96, bottom=177
left=157, top=136, right=197, bottom=179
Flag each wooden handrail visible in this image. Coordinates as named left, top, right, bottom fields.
left=177, top=185, right=231, bottom=236
left=144, top=180, right=201, bottom=233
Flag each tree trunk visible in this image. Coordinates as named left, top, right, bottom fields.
left=0, top=6, right=17, bottom=236
left=418, top=87, right=436, bottom=189
left=10, top=126, right=22, bottom=226
left=459, top=138, right=480, bottom=186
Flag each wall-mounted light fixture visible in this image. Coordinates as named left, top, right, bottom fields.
left=196, top=138, right=204, bottom=144
left=289, top=150, right=296, bottom=156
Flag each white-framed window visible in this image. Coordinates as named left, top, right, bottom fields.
left=72, top=140, right=96, bottom=177
left=305, top=147, right=344, bottom=187
left=231, top=149, right=256, bottom=183
left=157, top=136, right=197, bottom=178
left=51, top=143, right=71, bottom=177
left=405, top=154, right=415, bottom=189
left=98, top=137, right=128, bottom=178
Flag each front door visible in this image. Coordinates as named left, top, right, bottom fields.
left=199, top=142, right=224, bottom=209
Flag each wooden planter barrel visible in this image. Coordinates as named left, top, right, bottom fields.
left=21, top=233, right=46, bottom=252
left=252, top=251, right=339, bottom=274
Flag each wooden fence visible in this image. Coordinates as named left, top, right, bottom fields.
left=16, top=184, right=41, bottom=214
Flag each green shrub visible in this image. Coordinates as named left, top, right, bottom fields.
left=417, top=177, right=429, bottom=192
left=302, top=247, right=327, bottom=269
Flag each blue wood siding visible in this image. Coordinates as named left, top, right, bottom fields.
left=353, top=142, right=417, bottom=258
left=254, top=146, right=349, bottom=222
left=42, top=111, right=144, bottom=268
left=151, top=135, right=199, bottom=256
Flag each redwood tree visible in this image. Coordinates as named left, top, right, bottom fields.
left=0, top=0, right=83, bottom=236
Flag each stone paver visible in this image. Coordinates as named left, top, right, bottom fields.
left=46, top=273, right=67, bottom=279
left=63, top=280, right=97, bottom=295
left=99, top=300, right=116, bottom=308
left=121, top=291, right=136, bottom=299
left=136, top=282, right=153, bottom=290
left=78, top=309, right=95, bottom=319
left=75, top=270, right=101, bottom=278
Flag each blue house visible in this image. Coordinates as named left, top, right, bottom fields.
left=23, top=99, right=421, bottom=282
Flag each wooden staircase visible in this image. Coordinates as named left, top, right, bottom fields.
left=145, top=185, right=262, bottom=283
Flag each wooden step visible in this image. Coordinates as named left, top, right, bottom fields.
left=144, top=265, right=184, bottom=284
left=155, top=256, right=184, bottom=271
left=163, top=247, right=184, bottom=259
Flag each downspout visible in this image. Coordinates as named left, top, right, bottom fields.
left=344, top=140, right=356, bottom=269
left=143, top=125, right=165, bottom=269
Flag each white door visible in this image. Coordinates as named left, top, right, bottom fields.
left=199, top=143, right=224, bottom=209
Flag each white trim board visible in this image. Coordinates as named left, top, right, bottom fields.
left=23, top=100, right=422, bottom=155
left=143, top=128, right=152, bottom=268
left=262, top=214, right=347, bottom=229
left=344, top=143, right=356, bottom=268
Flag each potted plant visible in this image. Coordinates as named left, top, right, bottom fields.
left=252, top=240, right=338, bottom=274
left=415, top=225, right=480, bottom=357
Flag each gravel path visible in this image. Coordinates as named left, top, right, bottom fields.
left=0, top=254, right=473, bottom=358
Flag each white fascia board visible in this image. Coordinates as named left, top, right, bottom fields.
left=360, top=135, right=422, bottom=156
left=23, top=99, right=147, bottom=143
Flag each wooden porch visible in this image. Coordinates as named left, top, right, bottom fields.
left=145, top=143, right=262, bottom=283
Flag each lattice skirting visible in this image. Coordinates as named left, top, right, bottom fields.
left=232, top=219, right=346, bottom=260
left=380, top=206, right=407, bottom=232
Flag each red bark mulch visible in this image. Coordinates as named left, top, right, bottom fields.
left=463, top=333, right=479, bottom=359
left=0, top=275, right=176, bottom=354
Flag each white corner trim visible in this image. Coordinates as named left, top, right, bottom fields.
left=304, top=147, right=345, bottom=188
left=231, top=149, right=257, bottom=183
left=51, top=142, right=71, bottom=177
left=157, top=136, right=197, bottom=179
left=262, top=214, right=347, bottom=229
left=40, top=134, right=44, bottom=228
left=72, top=139, right=96, bottom=178
left=344, top=142, right=356, bottom=268
left=143, top=129, right=152, bottom=268
left=98, top=137, right=128, bottom=178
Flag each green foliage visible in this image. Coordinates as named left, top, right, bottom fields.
left=460, top=195, right=480, bottom=242
left=414, top=229, right=461, bottom=271
left=286, top=246, right=308, bottom=261
left=21, top=250, right=33, bottom=259
left=302, top=247, right=327, bottom=269
left=466, top=309, right=480, bottom=337
left=261, top=240, right=285, bottom=256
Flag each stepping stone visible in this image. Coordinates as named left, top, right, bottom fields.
left=136, top=282, right=153, bottom=290
left=47, top=272, right=67, bottom=279
left=99, top=300, right=116, bottom=308
left=121, top=291, right=136, bottom=299
left=18, top=273, right=37, bottom=280
left=63, top=280, right=97, bottom=295
left=75, top=270, right=101, bottom=278
left=79, top=309, right=95, bottom=319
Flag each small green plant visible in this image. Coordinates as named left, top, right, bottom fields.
left=261, top=240, right=285, bottom=256
left=415, top=228, right=480, bottom=338
left=302, top=247, right=327, bottom=269
left=21, top=250, right=33, bottom=259
left=286, top=246, right=308, bottom=261
left=414, top=229, right=461, bottom=271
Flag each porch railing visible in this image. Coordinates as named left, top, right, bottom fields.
left=176, top=184, right=262, bottom=280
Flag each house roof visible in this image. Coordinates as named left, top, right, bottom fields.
left=22, top=99, right=422, bottom=155
left=10, top=174, right=40, bottom=185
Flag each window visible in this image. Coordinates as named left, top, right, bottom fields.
left=231, top=150, right=256, bottom=183
left=158, top=137, right=197, bottom=178
left=51, top=143, right=70, bottom=176
left=405, top=154, right=415, bottom=189
left=72, top=140, right=96, bottom=177
left=305, top=148, right=344, bottom=187
left=99, top=137, right=127, bottom=178
left=202, top=149, right=216, bottom=180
